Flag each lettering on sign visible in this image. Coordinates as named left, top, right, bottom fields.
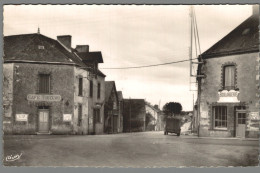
left=63, top=114, right=72, bottom=122
left=218, top=90, right=239, bottom=103
left=16, top=114, right=28, bottom=121
left=27, top=94, right=61, bottom=102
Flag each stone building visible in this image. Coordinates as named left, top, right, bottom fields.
left=196, top=6, right=259, bottom=138
left=123, top=99, right=146, bottom=132
left=104, top=81, right=120, bottom=133
left=3, top=33, right=105, bottom=135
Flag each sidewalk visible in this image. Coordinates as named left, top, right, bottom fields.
left=180, top=133, right=259, bottom=141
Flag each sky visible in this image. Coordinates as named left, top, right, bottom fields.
left=3, top=5, right=252, bottom=110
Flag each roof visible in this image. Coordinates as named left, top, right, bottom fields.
left=105, top=81, right=117, bottom=103
left=76, top=52, right=104, bottom=63
left=145, top=102, right=161, bottom=112
left=4, top=33, right=76, bottom=64
left=4, top=33, right=106, bottom=77
left=202, top=13, right=259, bottom=59
left=117, top=91, right=123, bottom=101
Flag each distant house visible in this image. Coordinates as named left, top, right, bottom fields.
left=104, top=81, right=120, bottom=133
left=145, top=102, right=160, bottom=131
left=196, top=6, right=259, bottom=138
left=117, top=91, right=124, bottom=133
left=123, top=99, right=146, bottom=132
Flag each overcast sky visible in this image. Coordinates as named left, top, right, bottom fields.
left=3, top=5, right=252, bottom=110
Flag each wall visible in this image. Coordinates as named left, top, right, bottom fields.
left=199, top=52, right=259, bottom=138
left=104, top=86, right=120, bottom=133
left=123, top=100, right=146, bottom=132
left=9, top=63, right=75, bottom=134
left=73, top=67, right=89, bottom=135
left=88, top=75, right=105, bottom=135
left=3, top=63, right=14, bottom=134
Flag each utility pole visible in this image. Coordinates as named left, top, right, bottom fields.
left=129, top=98, right=131, bottom=133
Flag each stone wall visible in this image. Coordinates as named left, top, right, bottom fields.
left=9, top=63, right=75, bottom=134
left=3, top=63, right=14, bottom=134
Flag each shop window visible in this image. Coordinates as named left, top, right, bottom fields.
left=78, top=77, right=83, bottom=96
left=95, top=109, right=101, bottom=123
left=78, top=104, right=82, bottom=126
left=89, top=80, right=93, bottom=98
left=213, top=106, right=227, bottom=129
left=223, top=65, right=235, bottom=90
left=39, top=74, right=50, bottom=94
left=97, top=83, right=101, bottom=99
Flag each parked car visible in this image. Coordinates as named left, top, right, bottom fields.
left=164, top=117, right=181, bottom=136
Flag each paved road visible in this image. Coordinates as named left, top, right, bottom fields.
left=3, top=131, right=259, bottom=167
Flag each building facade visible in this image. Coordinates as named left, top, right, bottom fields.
left=3, top=33, right=105, bottom=135
left=123, top=99, right=146, bottom=132
left=104, top=81, right=120, bottom=133
left=196, top=7, right=259, bottom=138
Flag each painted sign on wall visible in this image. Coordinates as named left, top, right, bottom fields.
left=63, top=114, right=72, bottom=122
left=16, top=114, right=28, bottom=121
left=27, top=94, right=61, bottom=102
left=217, top=90, right=239, bottom=103
left=248, top=112, right=259, bottom=131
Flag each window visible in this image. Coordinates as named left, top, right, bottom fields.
left=78, top=77, right=83, bottom=96
left=78, top=104, right=82, bottom=126
left=113, top=101, right=117, bottom=110
left=39, top=74, right=50, bottom=94
left=89, top=80, right=93, bottom=98
left=97, top=83, right=101, bottom=99
left=237, top=113, right=246, bottom=124
left=95, top=109, right=101, bottom=123
left=223, top=65, right=235, bottom=90
left=213, top=106, right=227, bottom=129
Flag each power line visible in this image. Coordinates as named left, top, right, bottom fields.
left=100, top=58, right=199, bottom=69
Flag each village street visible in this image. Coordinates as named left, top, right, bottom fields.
left=3, top=131, right=259, bottom=167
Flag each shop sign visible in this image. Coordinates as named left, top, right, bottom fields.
left=249, top=112, right=259, bottom=120
left=27, top=94, right=61, bottom=102
left=218, top=90, right=239, bottom=103
left=16, top=114, right=28, bottom=121
left=63, top=114, right=72, bottom=122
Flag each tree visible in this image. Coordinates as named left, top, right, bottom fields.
left=145, top=112, right=155, bottom=127
left=162, top=102, right=183, bottom=117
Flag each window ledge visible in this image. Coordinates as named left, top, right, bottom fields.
left=209, top=129, right=228, bottom=131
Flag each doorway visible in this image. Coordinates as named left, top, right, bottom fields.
left=235, top=110, right=246, bottom=138
left=38, top=108, right=49, bottom=133
left=113, top=115, right=118, bottom=133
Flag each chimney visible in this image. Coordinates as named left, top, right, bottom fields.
left=57, top=35, right=71, bottom=49
left=75, top=45, right=89, bottom=52
left=252, top=5, right=259, bottom=16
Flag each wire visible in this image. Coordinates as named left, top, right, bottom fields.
left=100, top=58, right=199, bottom=69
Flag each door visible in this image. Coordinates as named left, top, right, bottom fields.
left=38, top=109, right=49, bottom=132
left=236, top=112, right=246, bottom=138
left=93, top=109, right=96, bottom=134
left=113, top=115, right=118, bottom=133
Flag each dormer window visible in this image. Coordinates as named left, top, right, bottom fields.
left=38, top=45, right=44, bottom=49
